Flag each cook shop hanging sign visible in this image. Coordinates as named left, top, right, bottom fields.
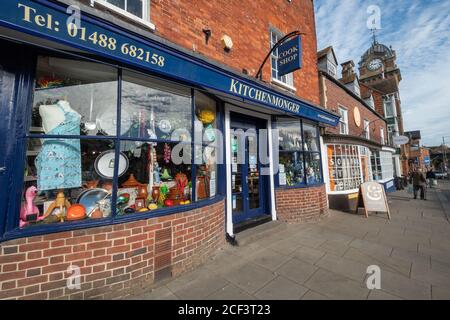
left=277, top=36, right=302, bottom=77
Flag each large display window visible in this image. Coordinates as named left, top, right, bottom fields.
left=371, top=151, right=394, bottom=181
left=19, top=54, right=220, bottom=229
left=327, top=144, right=362, bottom=192
left=276, top=118, right=322, bottom=187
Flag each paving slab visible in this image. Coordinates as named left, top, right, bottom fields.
left=207, top=283, right=256, bottom=300
left=290, top=245, right=326, bottom=265
left=254, top=276, right=308, bottom=300
left=315, top=253, right=368, bottom=282
left=275, top=258, right=318, bottom=285
left=367, top=290, right=403, bottom=300
left=248, top=248, right=292, bottom=271
left=304, top=268, right=369, bottom=300
left=221, top=262, right=277, bottom=294
left=300, top=290, right=330, bottom=300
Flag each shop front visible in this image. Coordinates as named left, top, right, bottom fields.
left=0, top=0, right=339, bottom=299
left=323, top=135, right=394, bottom=212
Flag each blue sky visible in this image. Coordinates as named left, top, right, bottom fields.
left=314, top=0, right=450, bottom=147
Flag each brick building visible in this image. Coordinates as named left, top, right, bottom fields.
left=318, top=46, right=395, bottom=212
left=0, top=0, right=339, bottom=299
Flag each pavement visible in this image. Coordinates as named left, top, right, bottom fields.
left=130, top=181, right=450, bottom=300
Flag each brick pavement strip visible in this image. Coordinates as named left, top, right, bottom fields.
left=130, top=183, right=450, bottom=300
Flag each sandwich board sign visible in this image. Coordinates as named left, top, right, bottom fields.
left=356, top=182, right=391, bottom=219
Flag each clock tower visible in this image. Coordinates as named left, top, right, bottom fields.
left=358, top=36, right=407, bottom=176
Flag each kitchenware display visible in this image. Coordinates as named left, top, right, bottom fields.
left=148, top=203, right=158, bottom=210
left=196, top=108, right=215, bottom=124
left=158, top=119, right=172, bottom=133
left=204, top=124, right=216, bottom=142
left=117, top=193, right=130, bottom=205
left=151, top=186, right=160, bottom=202
left=136, top=184, right=148, bottom=200
left=66, top=204, right=86, bottom=221
left=97, top=195, right=112, bottom=217
left=121, top=174, right=140, bottom=188
left=20, top=186, right=42, bottom=228
left=101, top=181, right=113, bottom=191
left=160, top=168, right=172, bottom=181
left=83, top=180, right=99, bottom=189
left=94, top=150, right=129, bottom=179
left=124, top=207, right=135, bottom=214
left=90, top=207, right=103, bottom=219
left=97, top=107, right=131, bottom=135
left=44, top=191, right=71, bottom=218
left=76, top=188, right=109, bottom=216
left=84, top=86, right=97, bottom=131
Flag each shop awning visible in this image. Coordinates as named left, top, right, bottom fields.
left=0, top=0, right=340, bottom=126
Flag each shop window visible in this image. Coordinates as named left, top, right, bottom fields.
left=276, top=118, right=322, bottom=187
left=371, top=151, right=393, bottom=181
left=121, top=71, right=192, bottom=140
left=18, top=55, right=220, bottom=230
left=380, top=128, right=385, bottom=145
left=32, top=56, right=118, bottom=136
left=270, top=29, right=294, bottom=89
left=327, top=144, right=362, bottom=192
left=115, top=141, right=192, bottom=215
left=21, top=139, right=115, bottom=228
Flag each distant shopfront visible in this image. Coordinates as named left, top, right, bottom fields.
left=0, top=0, right=339, bottom=299
left=323, top=135, right=395, bottom=212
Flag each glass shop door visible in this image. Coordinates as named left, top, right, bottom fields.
left=230, top=113, right=268, bottom=224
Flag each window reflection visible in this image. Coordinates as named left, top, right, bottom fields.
left=32, top=56, right=118, bottom=136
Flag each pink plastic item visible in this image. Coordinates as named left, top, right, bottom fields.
left=20, top=186, right=42, bottom=227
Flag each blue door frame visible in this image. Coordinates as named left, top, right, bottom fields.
left=0, top=41, right=36, bottom=236
left=230, top=113, right=269, bottom=224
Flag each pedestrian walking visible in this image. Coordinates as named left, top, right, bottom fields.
left=426, top=168, right=436, bottom=188
left=411, top=168, right=427, bottom=200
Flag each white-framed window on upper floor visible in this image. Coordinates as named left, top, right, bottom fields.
left=270, top=28, right=295, bottom=90
left=364, top=119, right=370, bottom=140
left=383, top=94, right=396, bottom=118
left=92, top=0, right=154, bottom=30
left=338, top=106, right=349, bottom=135
left=327, top=60, right=337, bottom=78
left=380, top=127, right=385, bottom=145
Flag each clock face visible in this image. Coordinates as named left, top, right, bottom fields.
left=367, top=58, right=382, bottom=71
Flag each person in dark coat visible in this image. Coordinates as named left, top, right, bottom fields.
left=411, top=168, right=427, bottom=200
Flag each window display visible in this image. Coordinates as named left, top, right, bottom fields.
left=121, top=72, right=191, bottom=140
left=32, top=56, right=118, bottom=136
left=276, top=118, right=321, bottom=186
left=371, top=151, right=394, bottom=181
left=21, top=139, right=115, bottom=227
left=327, top=144, right=362, bottom=191
left=20, top=55, right=219, bottom=229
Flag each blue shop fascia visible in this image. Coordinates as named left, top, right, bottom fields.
left=0, top=0, right=339, bottom=242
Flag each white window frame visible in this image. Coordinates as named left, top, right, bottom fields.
left=327, top=60, right=337, bottom=78
left=383, top=94, right=396, bottom=118
left=338, top=106, right=349, bottom=135
left=91, top=0, right=155, bottom=30
left=270, top=29, right=295, bottom=90
left=380, top=128, right=385, bottom=145
left=364, top=119, right=370, bottom=140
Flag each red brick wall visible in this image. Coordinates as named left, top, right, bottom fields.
left=0, top=200, right=225, bottom=300
left=151, top=0, right=321, bottom=104
left=321, top=77, right=387, bottom=144
left=275, top=185, right=328, bottom=223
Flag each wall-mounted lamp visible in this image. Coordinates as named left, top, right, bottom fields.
left=202, top=28, right=212, bottom=45
left=221, top=35, right=233, bottom=52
